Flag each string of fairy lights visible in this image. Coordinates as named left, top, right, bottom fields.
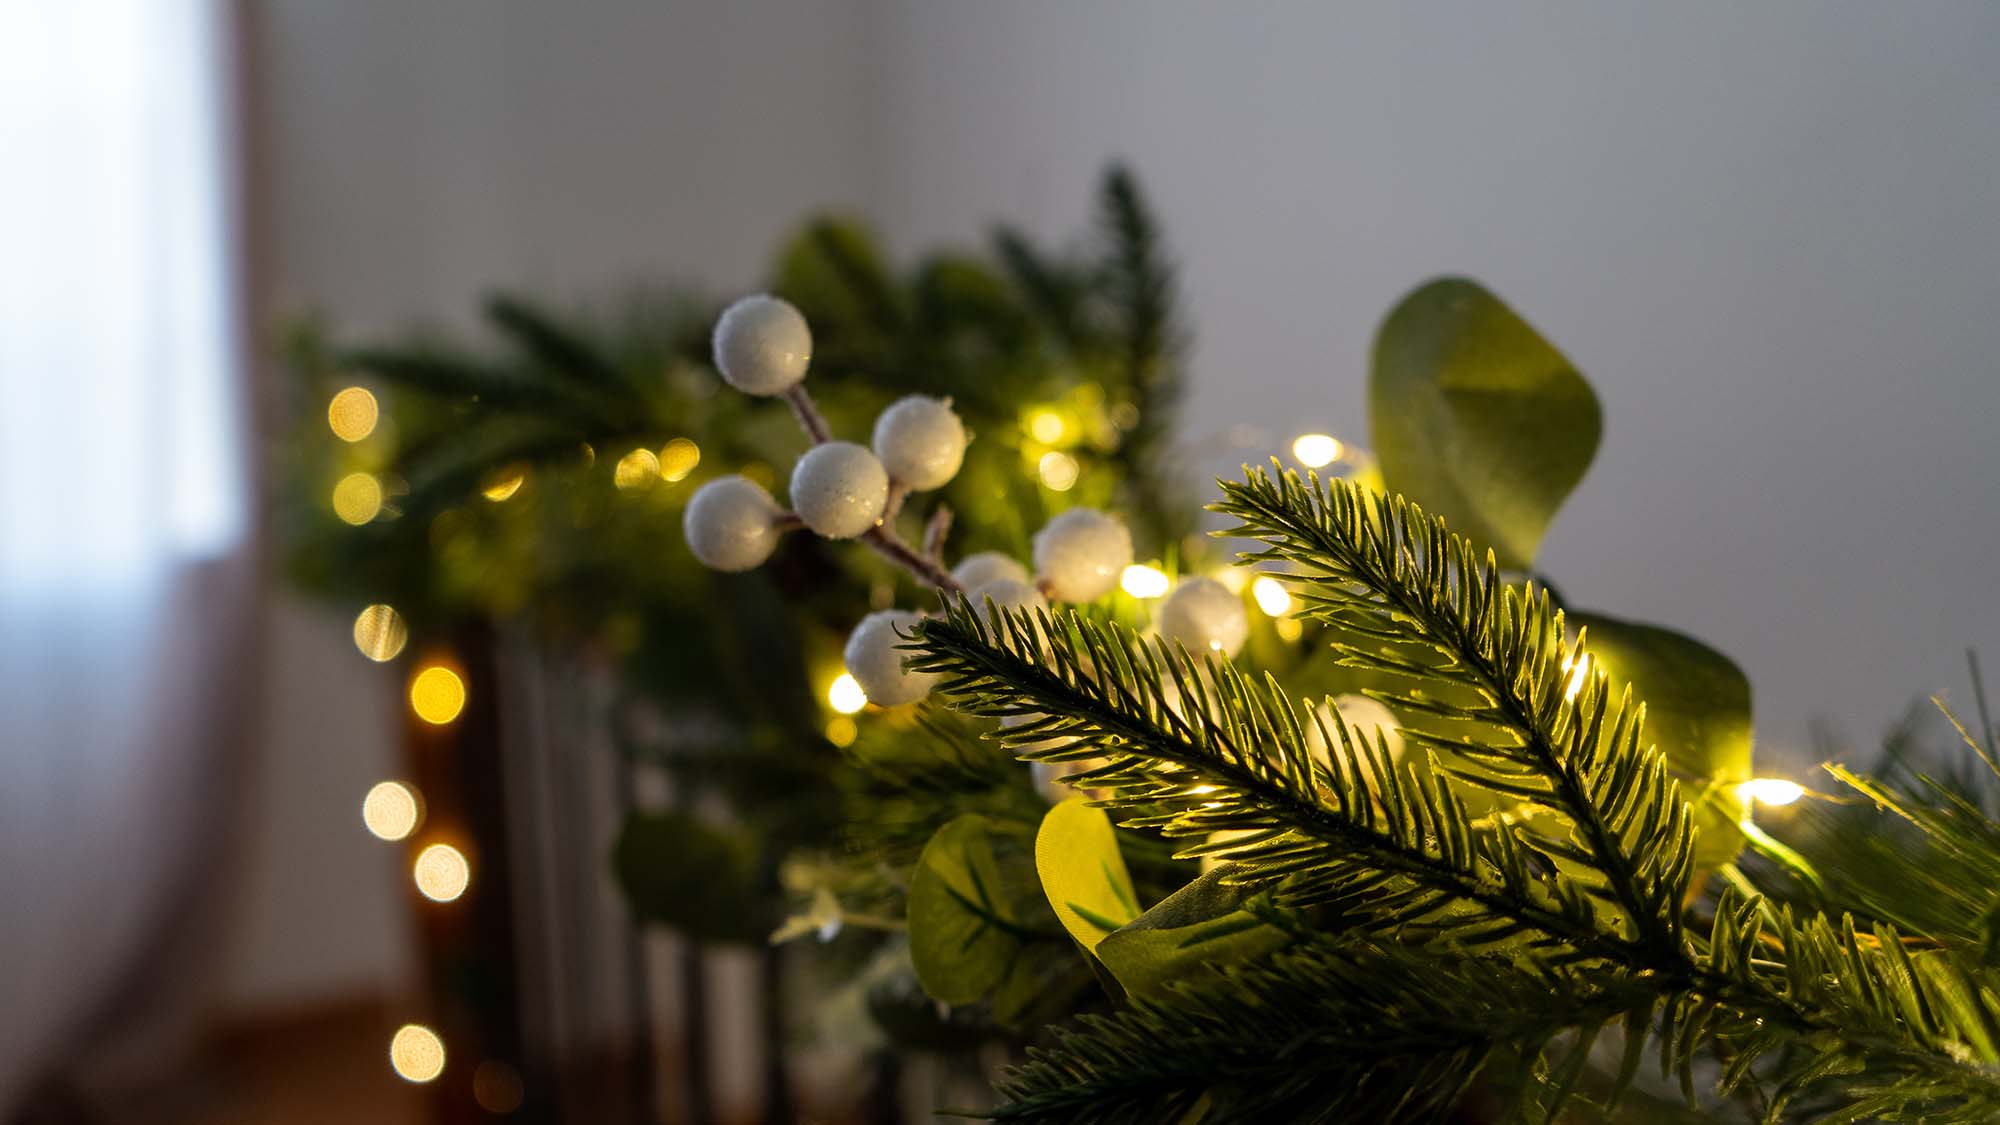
left=320, top=384, right=1807, bottom=1102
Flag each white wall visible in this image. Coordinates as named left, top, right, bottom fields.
left=867, top=0, right=2000, bottom=757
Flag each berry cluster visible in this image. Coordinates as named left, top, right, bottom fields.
left=684, top=295, right=1251, bottom=710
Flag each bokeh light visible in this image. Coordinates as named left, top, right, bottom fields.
left=352, top=603, right=408, bottom=662
left=327, top=386, right=379, bottom=442
left=828, top=673, right=867, bottom=715
left=824, top=716, right=858, bottom=748
left=1563, top=653, right=1590, bottom=702
left=409, top=664, right=467, bottom=725
left=1028, top=409, right=1067, bottom=444
left=1120, top=564, right=1170, bottom=599
left=481, top=466, right=526, bottom=501
left=413, top=843, right=470, bottom=902
left=362, top=781, right=421, bottom=841
left=614, top=448, right=660, bottom=489
left=332, top=472, right=384, bottom=525
left=1251, top=576, right=1293, bottom=617
left=1740, top=778, right=1805, bottom=807
left=389, top=1024, right=446, bottom=1083
left=659, top=438, right=701, bottom=482
left=1038, top=451, right=1079, bottom=492
left=1292, top=433, right=1342, bottom=469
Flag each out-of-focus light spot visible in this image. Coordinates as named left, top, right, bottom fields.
left=481, top=466, right=525, bottom=501
left=353, top=604, right=408, bottom=662
left=413, top=843, right=470, bottom=902
left=473, top=1060, right=525, bottom=1115
left=1563, top=653, right=1590, bottom=702
left=1251, top=576, right=1292, bottom=617
left=1038, top=451, right=1078, bottom=492
left=1214, top=568, right=1248, bottom=594
left=578, top=443, right=596, bottom=467
left=828, top=673, right=867, bottom=715
left=1109, top=402, right=1140, bottom=431
left=1292, top=434, right=1342, bottom=469
left=659, top=438, right=701, bottom=482
left=614, top=448, right=660, bottom=489
left=328, top=387, right=379, bottom=442
left=824, top=716, right=858, bottom=748
left=1028, top=410, right=1067, bottom=445
left=409, top=664, right=466, bottom=725
left=1740, top=778, right=1805, bottom=807
left=389, top=1024, right=446, bottom=1083
left=1275, top=617, right=1304, bottom=643
left=332, top=472, right=384, bottom=525
left=362, top=781, right=421, bottom=841
left=1121, top=564, right=1170, bottom=599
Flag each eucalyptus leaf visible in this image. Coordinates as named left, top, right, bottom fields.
left=1095, top=864, right=1293, bottom=998
left=906, top=814, right=1051, bottom=1006
left=1370, top=277, right=1601, bottom=569
left=1035, top=798, right=1141, bottom=953
left=613, top=810, right=769, bottom=944
left=1570, top=610, right=1754, bottom=869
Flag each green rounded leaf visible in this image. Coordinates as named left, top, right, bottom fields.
left=906, top=814, right=1048, bottom=1006
left=1095, top=865, right=1294, bottom=999
left=1570, top=610, right=1754, bottom=869
left=1035, top=798, right=1141, bottom=953
left=1370, top=278, right=1602, bottom=569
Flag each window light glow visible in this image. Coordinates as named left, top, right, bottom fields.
left=353, top=603, right=408, bottom=662
left=1120, top=564, right=1170, bottom=599
left=1251, top=576, right=1292, bottom=617
left=413, top=843, right=470, bottom=902
left=389, top=1024, right=446, bottom=1083
left=409, top=664, right=466, bottom=725
left=362, top=781, right=421, bottom=841
left=1292, top=433, right=1342, bottom=469
left=828, top=673, right=867, bottom=715
left=1740, top=778, right=1805, bottom=807
left=327, top=387, right=379, bottom=442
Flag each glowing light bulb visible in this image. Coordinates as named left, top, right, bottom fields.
left=409, top=664, right=466, bottom=725
left=659, top=438, right=701, bottom=482
left=614, top=448, right=660, bottom=489
left=1038, top=451, right=1079, bottom=492
left=362, top=781, right=420, bottom=841
left=1251, top=576, right=1292, bottom=617
left=389, top=1024, right=446, bottom=1083
left=1740, top=778, right=1805, bottom=807
left=1120, top=564, right=1170, bottom=599
left=1028, top=410, right=1067, bottom=445
left=327, top=387, right=379, bottom=442
left=828, top=673, right=867, bottom=715
left=1292, top=433, right=1342, bottom=469
left=332, top=472, right=384, bottom=525
left=353, top=604, right=408, bottom=662
left=481, top=466, right=525, bottom=501
left=413, top=843, right=470, bottom=902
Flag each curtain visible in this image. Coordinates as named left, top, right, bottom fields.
left=0, top=0, right=252, bottom=1108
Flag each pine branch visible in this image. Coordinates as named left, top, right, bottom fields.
left=1214, top=467, right=1694, bottom=961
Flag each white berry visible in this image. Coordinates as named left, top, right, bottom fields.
left=789, top=441, right=887, bottom=539
left=1154, top=577, right=1250, bottom=658
left=969, top=578, right=1046, bottom=632
left=843, top=610, right=936, bottom=707
left=1306, top=694, right=1406, bottom=771
left=872, top=395, right=967, bottom=491
left=712, top=295, right=812, bottom=396
left=951, top=551, right=1030, bottom=591
left=683, top=475, right=783, bottom=571
left=1032, top=508, right=1132, bottom=602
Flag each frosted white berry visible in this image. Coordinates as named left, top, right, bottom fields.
left=1154, top=576, right=1250, bottom=658
left=951, top=551, right=1030, bottom=591
left=789, top=441, right=888, bottom=539
left=1032, top=508, right=1132, bottom=602
left=1305, top=694, right=1406, bottom=771
left=842, top=610, right=936, bottom=707
left=969, top=578, right=1046, bottom=631
left=712, top=295, right=811, bottom=396
left=871, top=395, right=967, bottom=491
left=683, top=475, right=784, bottom=571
